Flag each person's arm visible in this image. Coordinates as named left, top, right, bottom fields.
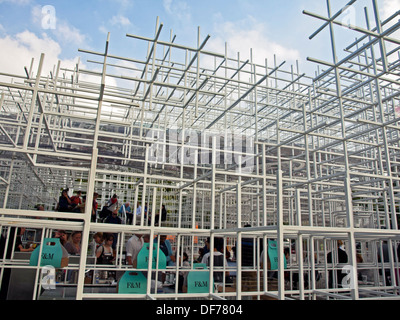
left=96, top=246, right=103, bottom=259
left=167, top=241, right=176, bottom=263
left=125, top=239, right=133, bottom=266
left=64, top=194, right=72, bottom=204
left=225, top=258, right=230, bottom=276
left=18, top=244, right=33, bottom=252
left=201, top=253, right=209, bottom=265
left=92, top=202, right=97, bottom=216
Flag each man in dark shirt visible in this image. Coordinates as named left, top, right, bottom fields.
left=327, top=240, right=348, bottom=288
left=104, top=210, right=121, bottom=250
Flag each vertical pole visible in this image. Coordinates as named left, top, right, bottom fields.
left=277, top=169, right=285, bottom=300
left=76, top=32, right=110, bottom=300
left=23, top=53, right=45, bottom=150
left=326, top=0, right=358, bottom=299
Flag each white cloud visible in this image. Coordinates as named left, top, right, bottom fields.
left=207, top=16, right=301, bottom=68
left=162, top=0, right=191, bottom=23
left=163, top=0, right=173, bottom=14
left=380, top=0, right=400, bottom=19
left=0, top=31, right=79, bottom=79
left=56, top=21, right=87, bottom=45
left=31, top=5, right=87, bottom=46
left=99, top=25, right=108, bottom=35
left=0, top=30, right=119, bottom=107
left=110, top=15, right=131, bottom=27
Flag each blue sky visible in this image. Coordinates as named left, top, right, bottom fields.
left=0, top=0, right=399, bottom=80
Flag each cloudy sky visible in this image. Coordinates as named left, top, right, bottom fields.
left=0, top=0, right=399, bottom=81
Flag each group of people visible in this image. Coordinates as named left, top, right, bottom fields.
left=54, top=229, right=82, bottom=255
left=55, top=189, right=99, bottom=221
left=2, top=220, right=400, bottom=296
left=55, top=189, right=86, bottom=213
left=56, top=190, right=168, bottom=226
left=99, top=195, right=168, bottom=226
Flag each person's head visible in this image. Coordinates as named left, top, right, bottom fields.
left=104, top=234, right=114, bottom=245
left=142, top=234, right=150, bottom=243
left=93, top=232, right=103, bottom=244
left=55, top=229, right=66, bottom=237
left=205, top=237, right=210, bottom=249
left=62, top=190, right=68, bottom=196
left=125, top=202, right=130, bottom=207
left=214, top=237, right=224, bottom=252
left=55, top=230, right=67, bottom=244
left=93, top=192, right=98, bottom=199
left=160, top=235, right=167, bottom=243
left=284, top=247, right=290, bottom=258
left=37, top=205, right=44, bottom=211
left=179, top=252, right=188, bottom=263
left=205, top=237, right=223, bottom=251
left=112, top=194, right=117, bottom=199
left=112, top=209, right=118, bottom=216
left=70, top=232, right=82, bottom=243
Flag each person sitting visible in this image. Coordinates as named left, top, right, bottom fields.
left=92, top=193, right=99, bottom=222
left=107, top=194, right=119, bottom=212
left=104, top=209, right=122, bottom=225
left=54, top=229, right=68, bottom=248
left=70, top=191, right=83, bottom=212
left=104, top=210, right=121, bottom=250
left=56, top=189, right=72, bottom=212
left=93, top=232, right=104, bottom=251
left=96, top=234, right=115, bottom=265
left=64, top=231, right=82, bottom=255
left=154, top=205, right=168, bottom=226
left=14, top=227, right=34, bottom=252
left=154, top=235, right=175, bottom=266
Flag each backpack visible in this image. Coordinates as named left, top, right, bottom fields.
left=97, top=246, right=113, bottom=264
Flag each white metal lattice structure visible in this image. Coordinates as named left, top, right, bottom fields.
left=0, top=0, right=399, bottom=300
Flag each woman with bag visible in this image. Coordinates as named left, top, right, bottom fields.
left=96, top=234, right=115, bottom=265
